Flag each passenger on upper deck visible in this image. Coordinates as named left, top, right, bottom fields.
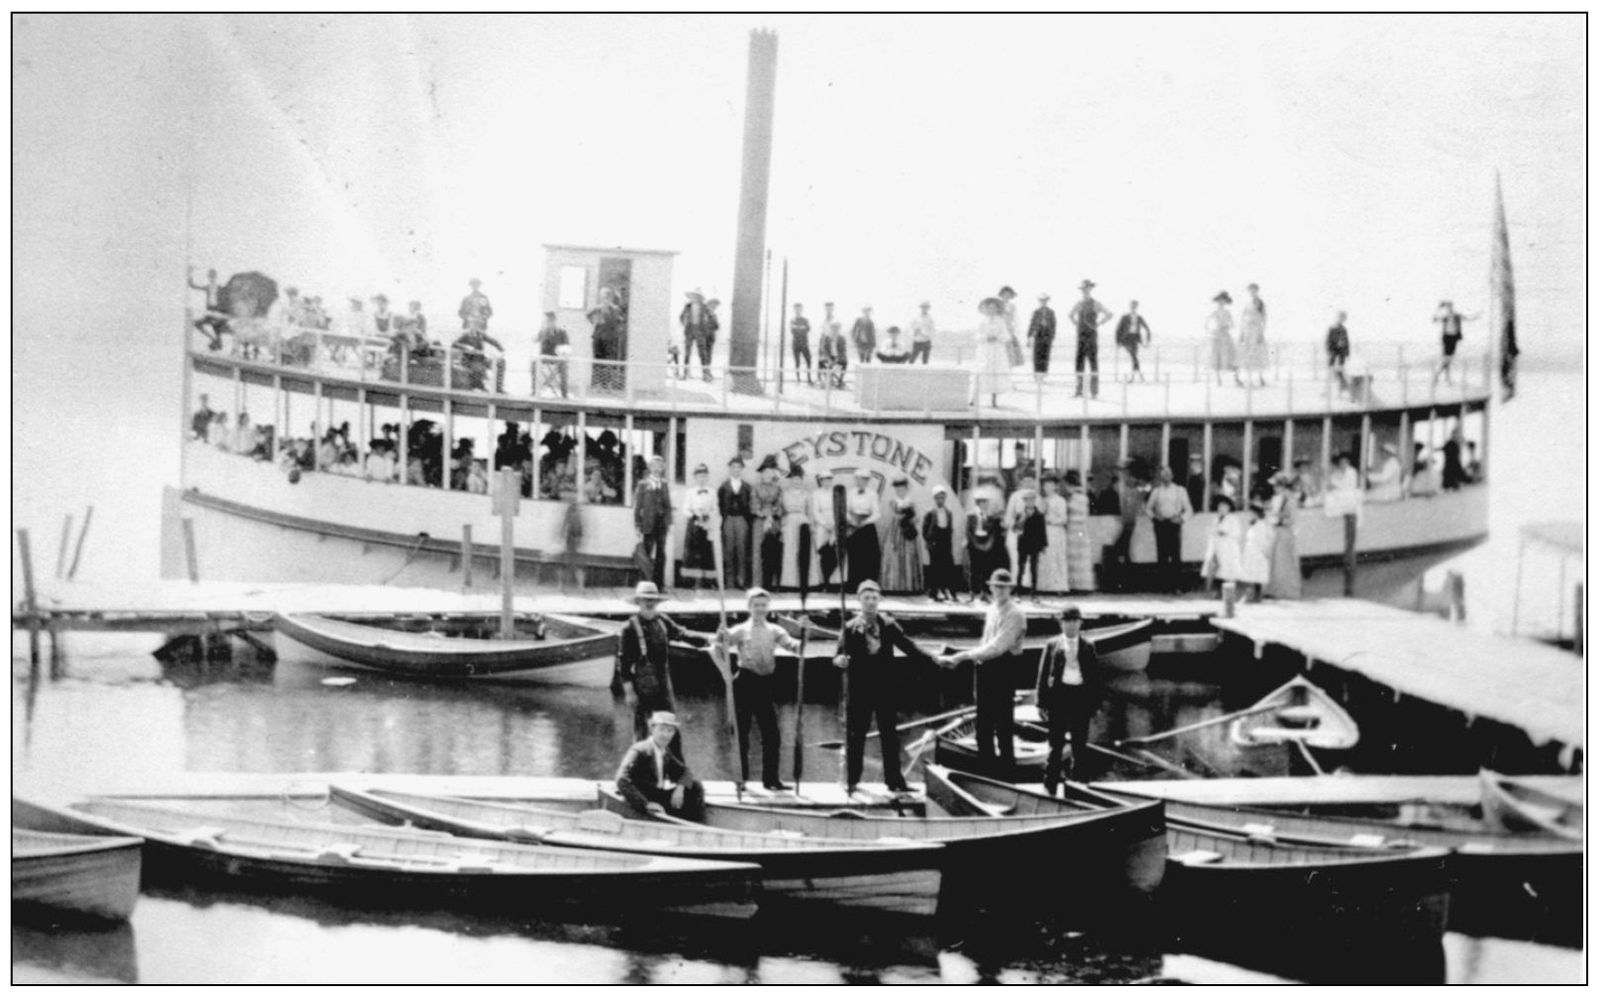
left=1070, top=281, right=1113, bottom=398
left=1240, top=284, right=1270, bottom=388
left=908, top=301, right=935, bottom=365
left=1207, top=291, right=1240, bottom=388
left=188, top=267, right=227, bottom=351
left=851, top=306, right=877, bottom=363
left=874, top=327, right=910, bottom=364
left=192, top=394, right=215, bottom=441
left=458, top=277, right=493, bottom=334
left=974, top=297, right=1012, bottom=408
left=788, top=302, right=813, bottom=384
left=1326, top=311, right=1351, bottom=388
left=1114, top=300, right=1152, bottom=384
left=1026, top=292, right=1056, bottom=385
left=370, top=294, right=394, bottom=335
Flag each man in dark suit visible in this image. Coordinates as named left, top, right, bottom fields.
left=851, top=306, right=877, bottom=363
left=615, top=711, right=704, bottom=818
left=1035, top=606, right=1101, bottom=792
left=921, top=485, right=959, bottom=601
left=1026, top=292, right=1056, bottom=384
left=833, top=580, right=935, bottom=794
left=717, top=457, right=758, bottom=588
left=633, top=455, right=673, bottom=587
left=1114, top=300, right=1152, bottom=383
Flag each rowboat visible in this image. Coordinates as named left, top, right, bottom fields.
left=1083, top=618, right=1155, bottom=672
left=933, top=778, right=1453, bottom=983
left=12, top=828, right=143, bottom=923
left=929, top=706, right=1052, bottom=783
left=1480, top=769, right=1584, bottom=841
left=1226, top=675, right=1358, bottom=751
left=12, top=796, right=759, bottom=920
left=602, top=767, right=1167, bottom=923
left=329, top=786, right=945, bottom=917
left=1097, top=781, right=1584, bottom=945
left=272, top=611, right=620, bottom=686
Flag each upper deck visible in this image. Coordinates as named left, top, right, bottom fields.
left=188, top=318, right=1494, bottom=428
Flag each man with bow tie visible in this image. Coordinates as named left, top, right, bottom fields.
left=633, top=454, right=673, bottom=588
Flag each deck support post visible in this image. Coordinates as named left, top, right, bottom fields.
left=1078, top=423, right=1089, bottom=491
left=461, top=524, right=473, bottom=591
left=1033, top=423, right=1044, bottom=479
left=624, top=413, right=636, bottom=507
left=667, top=415, right=679, bottom=486
left=313, top=379, right=324, bottom=473
left=575, top=410, right=588, bottom=505
left=1202, top=422, right=1213, bottom=506
left=1282, top=418, right=1294, bottom=475
left=1118, top=423, right=1129, bottom=469
left=444, top=396, right=454, bottom=490
left=399, top=394, right=411, bottom=487
left=1241, top=419, right=1252, bottom=507
left=1319, top=416, right=1332, bottom=492
left=1359, top=412, right=1371, bottom=495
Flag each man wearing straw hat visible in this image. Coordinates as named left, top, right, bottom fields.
left=1068, top=279, right=1113, bottom=399
left=1035, top=606, right=1100, bottom=791
left=614, top=581, right=713, bottom=756
left=718, top=588, right=802, bottom=791
left=615, top=710, right=705, bottom=818
left=833, top=580, right=935, bottom=795
left=941, top=568, right=1026, bottom=772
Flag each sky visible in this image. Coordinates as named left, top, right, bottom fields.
left=10, top=13, right=1586, bottom=584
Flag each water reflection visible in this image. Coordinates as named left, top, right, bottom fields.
left=12, top=920, right=138, bottom=985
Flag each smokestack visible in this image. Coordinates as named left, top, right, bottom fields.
left=727, top=28, right=778, bottom=395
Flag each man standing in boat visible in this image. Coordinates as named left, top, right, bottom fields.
left=634, top=455, right=673, bottom=588
left=833, top=580, right=934, bottom=795
left=614, top=582, right=713, bottom=758
left=615, top=711, right=704, bottom=818
left=718, top=588, right=801, bottom=791
left=1036, top=606, right=1100, bottom=791
left=941, top=569, right=1026, bottom=773
left=718, top=457, right=758, bottom=589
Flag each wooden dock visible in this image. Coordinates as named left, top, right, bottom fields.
left=1212, top=600, right=1584, bottom=750
left=1102, top=773, right=1582, bottom=808
left=16, top=577, right=1222, bottom=631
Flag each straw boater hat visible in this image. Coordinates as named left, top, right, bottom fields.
left=987, top=568, right=1015, bottom=588
left=648, top=711, right=678, bottom=728
left=1214, top=291, right=1233, bottom=304
left=932, top=484, right=950, bottom=497
left=746, top=587, right=771, bottom=602
left=1038, top=292, right=1051, bottom=301
left=631, top=581, right=670, bottom=603
left=686, top=287, right=705, bottom=300
left=857, top=579, right=881, bottom=595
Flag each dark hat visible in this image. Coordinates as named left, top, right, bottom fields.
left=998, top=286, right=1016, bottom=297
left=1059, top=606, right=1083, bottom=621
left=892, top=477, right=909, bottom=487
left=1078, top=279, right=1096, bottom=290
left=728, top=456, right=745, bottom=468
left=787, top=464, right=805, bottom=479
left=758, top=454, right=780, bottom=472
left=693, top=463, right=709, bottom=475
left=986, top=568, right=1015, bottom=588
left=1213, top=291, right=1233, bottom=304
left=1248, top=282, right=1261, bottom=292
left=857, top=579, right=882, bottom=595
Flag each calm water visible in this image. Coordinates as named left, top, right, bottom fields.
left=11, top=632, right=1582, bottom=984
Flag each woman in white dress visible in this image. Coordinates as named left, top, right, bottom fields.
left=779, top=467, right=813, bottom=590
left=1200, top=494, right=1244, bottom=594
left=974, top=297, right=1013, bottom=407
left=1064, top=472, right=1096, bottom=592
left=1239, top=284, right=1269, bottom=387
left=1038, top=476, right=1070, bottom=593
left=1239, top=500, right=1275, bottom=601
left=1207, top=291, right=1241, bottom=387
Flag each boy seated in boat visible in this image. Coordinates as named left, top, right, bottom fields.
left=615, top=711, right=705, bottom=819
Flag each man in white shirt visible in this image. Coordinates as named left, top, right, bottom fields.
left=1145, top=467, right=1192, bottom=584
left=809, top=469, right=840, bottom=589
left=718, top=588, right=801, bottom=790
left=941, top=568, right=1026, bottom=772
left=1034, top=606, right=1100, bottom=791
left=908, top=301, right=936, bottom=365
left=614, top=711, right=703, bottom=818
left=845, top=468, right=882, bottom=586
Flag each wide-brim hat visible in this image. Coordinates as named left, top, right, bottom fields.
left=647, top=710, right=678, bottom=728
left=631, top=581, right=670, bottom=603
left=1037, top=292, right=1051, bottom=301
left=998, top=285, right=1016, bottom=297
left=1213, top=291, right=1233, bottom=304
left=1078, top=280, right=1096, bottom=290
left=978, top=296, right=1004, bottom=315
left=986, top=568, right=1015, bottom=587
left=757, top=454, right=780, bottom=472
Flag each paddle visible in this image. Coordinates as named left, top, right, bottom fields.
left=709, top=522, right=745, bottom=798
left=1113, top=700, right=1286, bottom=748
left=832, top=484, right=850, bottom=787
left=791, top=584, right=809, bottom=797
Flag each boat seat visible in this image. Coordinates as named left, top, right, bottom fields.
left=314, top=843, right=363, bottom=864
left=504, top=825, right=554, bottom=843
left=1173, top=850, right=1225, bottom=866
left=1346, top=833, right=1389, bottom=848
left=1240, top=822, right=1277, bottom=841
left=576, top=809, right=628, bottom=835
left=766, top=829, right=807, bottom=838
left=874, top=836, right=917, bottom=846
left=174, top=826, right=227, bottom=849
left=827, top=810, right=870, bottom=820
left=1274, top=705, right=1322, bottom=729
left=976, top=802, right=1014, bottom=817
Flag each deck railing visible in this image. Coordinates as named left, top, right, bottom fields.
left=188, top=310, right=1494, bottom=422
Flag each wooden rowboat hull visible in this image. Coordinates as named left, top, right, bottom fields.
left=1084, top=618, right=1155, bottom=672
left=13, top=797, right=759, bottom=921
left=12, top=829, right=143, bottom=923
left=1226, top=675, right=1359, bottom=751
left=1479, top=769, right=1584, bottom=841
left=335, top=786, right=946, bottom=918
left=272, top=612, right=619, bottom=686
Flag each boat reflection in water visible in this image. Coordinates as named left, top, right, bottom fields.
left=11, top=920, right=138, bottom=986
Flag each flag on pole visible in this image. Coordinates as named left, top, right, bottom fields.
left=1491, top=173, right=1519, bottom=402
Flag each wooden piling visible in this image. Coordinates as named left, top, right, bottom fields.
left=181, top=518, right=200, bottom=583
left=67, top=505, right=94, bottom=580
left=56, top=514, right=73, bottom=579
left=17, top=529, right=41, bottom=669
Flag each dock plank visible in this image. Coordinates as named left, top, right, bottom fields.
left=1212, top=600, right=1583, bottom=748
left=1103, top=774, right=1582, bottom=808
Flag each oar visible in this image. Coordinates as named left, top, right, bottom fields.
left=832, top=484, right=850, bottom=787
left=1113, top=700, right=1285, bottom=748
left=1292, top=739, right=1327, bottom=775
left=1086, top=742, right=1170, bottom=771
left=791, top=585, right=809, bottom=797
left=813, top=700, right=980, bottom=750
left=709, top=522, right=744, bottom=798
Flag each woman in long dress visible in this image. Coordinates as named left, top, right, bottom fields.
left=1265, top=474, right=1303, bottom=599
left=779, top=467, right=813, bottom=590
left=1207, top=291, right=1241, bottom=387
left=1240, top=502, right=1274, bottom=602
left=1239, top=285, right=1269, bottom=387
left=1064, top=472, right=1096, bottom=592
left=1200, top=495, right=1244, bottom=594
left=975, top=297, right=1013, bottom=407
left=880, top=479, right=925, bottom=593
left=681, top=465, right=717, bottom=587
left=1039, top=476, right=1070, bottom=593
